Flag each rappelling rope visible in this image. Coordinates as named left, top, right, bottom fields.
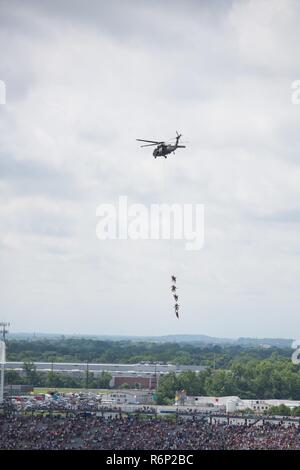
left=159, top=157, right=179, bottom=319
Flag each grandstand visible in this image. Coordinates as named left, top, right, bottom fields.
left=0, top=414, right=299, bottom=450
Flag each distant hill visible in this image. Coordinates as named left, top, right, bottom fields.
left=8, top=332, right=294, bottom=348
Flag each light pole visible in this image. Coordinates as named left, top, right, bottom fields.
left=0, top=341, right=5, bottom=404
left=0, top=323, right=9, bottom=405
left=0, top=322, right=10, bottom=342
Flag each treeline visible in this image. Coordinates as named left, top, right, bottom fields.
left=6, top=338, right=292, bottom=366
left=267, top=404, right=300, bottom=416
left=5, top=361, right=112, bottom=389
left=5, top=357, right=300, bottom=401
left=5, top=339, right=300, bottom=401
left=156, top=358, right=300, bottom=404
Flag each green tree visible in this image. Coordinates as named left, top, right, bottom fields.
left=22, top=361, right=42, bottom=386
left=291, top=406, right=300, bottom=416
left=205, top=370, right=238, bottom=396
left=96, top=371, right=112, bottom=388
left=156, top=372, right=178, bottom=405
left=120, top=383, right=130, bottom=389
left=268, top=404, right=291, bottom=416
left=4, top=370, right=24, bottom=385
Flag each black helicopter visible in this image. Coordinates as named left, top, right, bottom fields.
left=137, top=131, right=186, bottom=158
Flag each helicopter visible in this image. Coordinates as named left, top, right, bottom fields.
left=136, top=131, right=186, bottom=158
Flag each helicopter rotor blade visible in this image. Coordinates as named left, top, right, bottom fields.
left=140, top=143, right=160, bottom=147
left=136, top=139, right=164, bottom=144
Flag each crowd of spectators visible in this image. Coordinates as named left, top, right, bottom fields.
left=0, top=414, right=299, bottom=450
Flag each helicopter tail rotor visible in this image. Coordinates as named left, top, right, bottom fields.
left=175, top=131, right=182, bottom=146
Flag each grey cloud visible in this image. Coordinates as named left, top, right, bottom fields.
left=1, top=0, right=233, bottom=48
left=261, top=209, right=300, bottom=224
left=0, top=153, right=80, bottom=199
left=22, top=212, right=73, bottom=238
left=1, top=0, right=300, bottom=337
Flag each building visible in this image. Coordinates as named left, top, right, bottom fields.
left=241, top=399, right=270, bottom=413
left=110, top=375, right=157, bottom=389
left=186, top=396, right=300, bottom=414
left=100, top=390, right=153, bottom=405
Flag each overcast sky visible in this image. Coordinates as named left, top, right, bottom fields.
left=1, top=0, right=300, bottom=338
